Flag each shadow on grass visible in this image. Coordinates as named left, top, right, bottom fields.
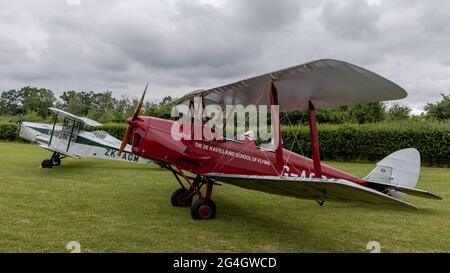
left=200, top=196, right=351, bottom=252
left=44, top=160, right=161, bottom=172
left=414, top=207, right=442, bottom=216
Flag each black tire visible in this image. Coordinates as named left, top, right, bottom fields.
left=171, top=188, right=193, bottom=207
left=191, top=198, right=216, bottom=220
left=41, top=159, right=53, bottom=169
left=52, top=157, right=61, bottom=166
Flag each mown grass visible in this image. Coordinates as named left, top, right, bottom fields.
left=0, top=143, right=448, bottom=252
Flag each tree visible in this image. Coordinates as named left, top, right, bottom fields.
left=0, top=89, right=21, bottom=115
left=59, top=90, right=78, bottom=109
left=60, top=91, right=96, bottom=116
left=66, top=94, right=84, bottom=116
left=349, top=102, right=386, bottom=124
left=425, top=93, right=450, bottom=121
left=142, top=96, right=173, bottom=119
left=386, top=104, right=411, bottom=121
left=281, top=106, right=352, bottom=125
left=88, top=92, right=117, bottom=122
left=111, top=96, right=136, bottom=122
left=316, top=106, right=352, bottom=124
left=92, top=92, right=116, bottom=114
left=19, top=86, right=55, bottom=119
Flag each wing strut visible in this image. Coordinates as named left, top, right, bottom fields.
left=269, top=82, right=284, bottom=171
left=66, top=119, right=76, bottom=152
left=48, top=112, right=58, bottom=147
left=308, top=101, right=322, bottom=178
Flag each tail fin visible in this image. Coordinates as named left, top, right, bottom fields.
left=364, top=148, right=441, bottom=200
left=365, top=148, right=420, bottom=189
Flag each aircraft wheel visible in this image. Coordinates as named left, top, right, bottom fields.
left=52, top=157, right=61, bottom=167
left=171, top=188, right=193, bottom=207
left=191, top=198, right=216, bottom=220
left=41, top=159, right=53, bottom=169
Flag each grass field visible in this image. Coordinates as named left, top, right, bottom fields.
left=0, top=142, right=449, bottom=253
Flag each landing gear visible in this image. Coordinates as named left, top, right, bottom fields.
left=167, top=166, right=217, bottom=220
left=171, top=188, right=193, bottom=207
left=191, top=198, right=216, bottom=220
left=41, top=152, right=62, bottom=168
left=52, top=157, right=61, bottom=167
left=41, top=159, right=53, bottom=169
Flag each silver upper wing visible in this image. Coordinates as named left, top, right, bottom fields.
left=49, top=107, right=103, bottom=127
left=173, top=59, right=407, bottom=112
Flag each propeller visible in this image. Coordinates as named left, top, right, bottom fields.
left=118, top=83, right=148, bottom=156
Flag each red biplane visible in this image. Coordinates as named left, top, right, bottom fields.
left=118, top=59, right=441, bottom=220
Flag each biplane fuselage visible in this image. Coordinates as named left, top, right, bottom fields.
left=131, top=116, right=367, bottom=186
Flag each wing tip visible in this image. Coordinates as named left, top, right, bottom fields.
left=429, top=193, right=443, bottom=200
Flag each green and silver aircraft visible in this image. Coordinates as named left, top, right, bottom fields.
left=19, top=107, right=152, bottom=168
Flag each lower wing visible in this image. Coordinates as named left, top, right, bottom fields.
left=38, top=144, right=81, bottom=159
left=204, top=173, right=417, bottom=210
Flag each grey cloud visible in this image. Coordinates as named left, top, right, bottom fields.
left=101, top=0, right=303, bottom=74
left=419, top=1, right=450, bottom=35
left=228, top=0, right=303, bottom=31
left=319, top=0, right=380, bottom=40
left=0, top=36, right=29, bottom=65
left=0, top=0, right=448, bottom=110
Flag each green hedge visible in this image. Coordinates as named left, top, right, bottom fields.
left=100, top=123, right=127, bottom=140
left=283, top=122, right=450, bottom=166
left=0, top=123, right=20, bottom=141
left=2, top=121, right=449, bottom=166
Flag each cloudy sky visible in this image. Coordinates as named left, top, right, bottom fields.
left=0, top=0, right=449, bottom=112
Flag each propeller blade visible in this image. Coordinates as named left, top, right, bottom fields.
left=118, top=124, right=132, bottom=156
left=118, top=83, right=148, bottom=156
left=132, top=82, right=148, bottom=121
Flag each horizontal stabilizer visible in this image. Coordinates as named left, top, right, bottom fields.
left=204, top=173, right=417, bottom=210
left=365, top=180, right=442, bottom=200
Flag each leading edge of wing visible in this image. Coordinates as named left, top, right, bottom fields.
left=204, top=173, right=417, bottom=210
